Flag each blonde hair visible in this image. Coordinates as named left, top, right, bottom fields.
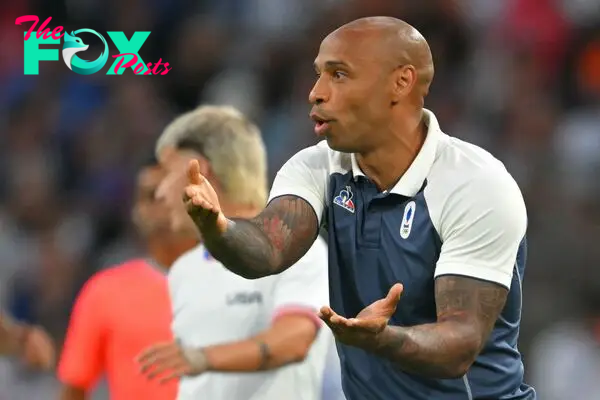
left=156, top=105, right=267, bottom=208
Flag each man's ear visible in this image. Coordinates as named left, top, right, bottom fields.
left=391, top=65, right=417, bottom=104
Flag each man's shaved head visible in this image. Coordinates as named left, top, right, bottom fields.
left=330, top=17, right=434, bottom=93
left=309, top=17, right=434, bottom=153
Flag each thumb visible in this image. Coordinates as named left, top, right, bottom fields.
left=188, top=159, right=205, bottom=185
left=384, top=283, right=403, bottom=306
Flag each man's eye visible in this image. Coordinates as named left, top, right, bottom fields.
left=333, top=71, right=347, bottom=79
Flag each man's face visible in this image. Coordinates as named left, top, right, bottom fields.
left=309, top=29, right=394, bottom=153
left=132, top=166, right=171, bottom=235
left=156, top=147, right=199, bottom=236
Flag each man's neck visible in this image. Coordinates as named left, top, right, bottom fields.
left=147, top=236, right=198, bottom=269
left=356, top=114, right=426, bottom=192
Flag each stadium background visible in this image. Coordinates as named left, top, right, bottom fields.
left=0, top=0, right=599, bottom=398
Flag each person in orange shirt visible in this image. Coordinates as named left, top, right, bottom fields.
left=57, top=161, right=197, bottom=400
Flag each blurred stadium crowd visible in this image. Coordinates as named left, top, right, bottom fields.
left=0, top=0, right=599, bottom=398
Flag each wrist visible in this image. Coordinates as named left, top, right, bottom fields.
left=202, top=217, right=230, bottom=242
left=371, top=326, right=390, bottom=351
left=184, top=347, right=211, bottom=373
left=369, top=325, right=406, bottom=354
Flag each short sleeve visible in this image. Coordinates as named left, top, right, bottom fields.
left=57, top=275, right=107, bottom=389
left=271, top=237, right=329, bottom=327
left=433, top=170, right=527, bottom=289
left=268, top=142, right=330, bottom=226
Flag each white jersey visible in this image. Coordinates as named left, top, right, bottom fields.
left=169, top=237, right=333, bottom=400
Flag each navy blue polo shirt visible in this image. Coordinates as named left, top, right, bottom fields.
left=269, top=110, right=536, bottom=400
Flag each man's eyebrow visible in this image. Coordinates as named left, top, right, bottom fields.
left=313, top=60, right=351, bottom=70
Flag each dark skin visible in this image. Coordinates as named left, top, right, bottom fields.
left=182, top=17, right=508, bottom=379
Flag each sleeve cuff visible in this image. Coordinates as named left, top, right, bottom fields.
left=434, top=263, right=514, bottom=290
left=272, top=305, right=322, bottom=330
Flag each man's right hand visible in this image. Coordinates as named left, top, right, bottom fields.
left=184, top=159, right=229, bottom=235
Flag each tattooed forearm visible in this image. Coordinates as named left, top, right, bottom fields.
left=202, top=196, right=318, bottom=279
left=369, top=276, right=508, bottom=378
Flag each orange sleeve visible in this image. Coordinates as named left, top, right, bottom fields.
left=57, top=274, right=108, bottom=389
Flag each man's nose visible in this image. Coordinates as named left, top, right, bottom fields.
left=309, top=78, right=329, bottom=105
left=155, top=178, right=171, bottom=202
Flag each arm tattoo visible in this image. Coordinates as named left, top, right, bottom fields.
left=202, top=196, right=318, bottom=279
left=370, top=276, right=508, bottom=378
left=435, top=276, right=507, bottom=330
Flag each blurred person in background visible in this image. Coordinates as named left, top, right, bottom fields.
left=137, top=105, right=341, bottom=400
left=0, top=312, right=55, bottom=369
left=529, top=282, right=600, bottom=400
left=57, top=161, right=197, bottom=400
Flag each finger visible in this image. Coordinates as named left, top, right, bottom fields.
left=184, top=186, right=202, bottom=201
left=384, top=283, right=404, bottom=306
left=27, top=336, right=54, bottom=369
left=329, top=313, right=350, bottom=326
left=191, top=195, right=214, bottom=210
left=187, top=159, right=205, bottom=185
left=318, top=306, right=334, bottom=319
left=140, top=349, right=183, bottom=375
left=137, top=343, right=176, bottom=363
left=137, top=345, right=163, bottom=363
left=347, top=317, right=388, bottom=333
left=139, top=348, right=181, bottom=373
left=321, top=318, right=341, bottom=334
left=146, top=357, right=186, bottom=380
left=36, top=345, right=55, bottom=369
left=159, top=365, right=191, bottom=385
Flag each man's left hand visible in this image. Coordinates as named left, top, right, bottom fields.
left=319, top=283, right=403, bottom=347
left=137, top=341, right=210, bottom=384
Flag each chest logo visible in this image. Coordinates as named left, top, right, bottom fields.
left=333, top=186, right=355, bottom=213
left=226, top=291, right=263, bottom=306
left=400, top=201, right=416, bottom=239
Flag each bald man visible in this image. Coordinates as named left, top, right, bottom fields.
left=174, top=17, right=536, bottom=400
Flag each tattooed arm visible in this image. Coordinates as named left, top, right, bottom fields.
left=183, top=141, right=328, bottom=279
left=361, top=171, right=526, bottom=378
left=368, top=276, right=508, bottom=379
left=202, top=196, right=319, bottom=279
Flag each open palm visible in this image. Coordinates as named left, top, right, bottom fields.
left=319, top=284, right=403, bottom=347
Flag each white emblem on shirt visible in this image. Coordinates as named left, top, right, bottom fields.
left=400, top=201, right=416, bottom=239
